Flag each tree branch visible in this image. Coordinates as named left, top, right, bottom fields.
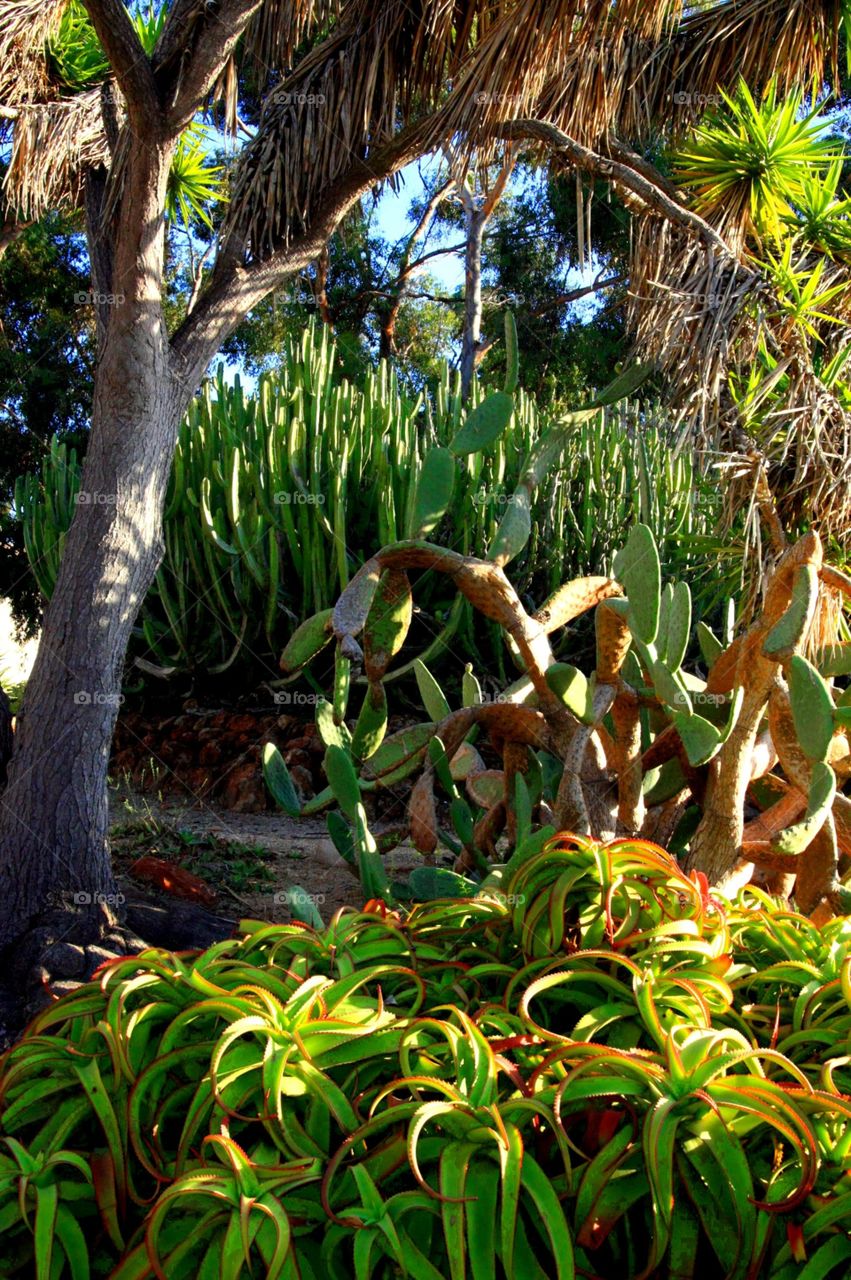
left=498, top=119, right=735, bottom=258
left=170, top=123, right=431, bottom=393
left=154, top=0, right=264, bottom=134
left=81, top=0, right=160, bottom=125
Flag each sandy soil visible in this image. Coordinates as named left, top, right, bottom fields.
left=109, top=783, right=422, bottom=923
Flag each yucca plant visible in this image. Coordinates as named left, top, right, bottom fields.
left=673, top=80, right=840, bottom=252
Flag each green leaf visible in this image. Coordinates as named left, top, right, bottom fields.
left=414, top=659, right=452, bottom=724
left=546, top=663, right=595, bottom=724
left=326, top=811, right=355, bottom=866
left=412, top=449, right=456, bottom=538
left=284, top=885, right=324, bottom=929
left=462, top=665, right=483, bottom=707
left=487, top=490, right=531, bottom=567
left=503, top=313, right=520, bottom=395
left=408, top=867, right=478, bottom=900
left=614, top=524, right=661, bottom=646
left=279, top=610, right=333, bottom=674
left=772, top=760, right=837, bottom=854
left=324, top=745, right=361, bottom=821
left=789, top=655, right=835, bottom=762
left=763, top=564, right=818, bottom=659
left=450, top=392, right=515, bottom=455
left=697, top=621, right=724, bottom=669
left=316, top=699, right=351, bottom=751
left=673, top=712, right=723, bottom=766
left=590, top=363, right=653, bottom=407
left=262, top=743, right=302, bottom=818
left=651, top=660, right=692, bottom=715
left=664, top=581, right=692, bottom=672
left=351, top=682, right=388, bottom=762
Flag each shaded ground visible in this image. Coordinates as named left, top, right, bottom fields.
left=109, top=782, right=421, bottom=924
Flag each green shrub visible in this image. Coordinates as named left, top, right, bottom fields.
left=2, top=835, right=851, bottom=1277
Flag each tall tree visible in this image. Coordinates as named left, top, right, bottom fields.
left=0, top=0, right=850, bottom=946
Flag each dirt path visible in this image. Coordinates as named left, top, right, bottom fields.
left=109, top=783, right=421, bottom=923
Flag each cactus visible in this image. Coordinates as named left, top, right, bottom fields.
left=322, top=744, right=390, bottom=901
left=19, top=327, right=717, bottom=680
left=259, top=346, right=849, bottom=919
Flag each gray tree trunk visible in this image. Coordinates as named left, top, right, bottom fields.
left=460, top=205, right=486, bottom=402
left=0, top=135, right=176, bottom=946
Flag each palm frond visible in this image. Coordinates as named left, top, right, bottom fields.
left=0, top=0, right=66, bottom=109
left=2, top=85, right=110, bottom=218
left=640, top=0, right=849, bottom=133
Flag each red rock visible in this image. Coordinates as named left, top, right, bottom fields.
left=198, top=742, right=223, bottom=766
left=220, top=762, right=267, bottom=812
left=289, top=764, right=314, bottom=799
left=227, top=713, right=261, bottom=734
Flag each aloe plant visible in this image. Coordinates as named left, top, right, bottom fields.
left=3, top=836, right=851, bottom=1277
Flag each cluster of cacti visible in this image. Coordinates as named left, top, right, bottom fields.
left=264, top=351, right=851, bottom=918
left=16, top=321, right=718, bottom=679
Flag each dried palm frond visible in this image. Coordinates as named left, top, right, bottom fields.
left=242, top=0, right=341, bottom=77
left=0, top=0, right=66, bottom=109
left=3, top=85, right=110, bottom=219
left=628, top=211, right=851, bottom=541
left=628, top=215, right=764, bottom=429
left=226, top=0, right=491, bottom=258
left=640, top=0, right=848, bottom=133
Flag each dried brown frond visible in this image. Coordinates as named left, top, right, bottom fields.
left=3, top=87, right=110, bottom=219
left=243, top=0, right=341, bottom=77
left=627, top=215, right=764, bottom=432
left=226, top=0, right=493, bottom=258
left=0, top=0, right=66, bottom=109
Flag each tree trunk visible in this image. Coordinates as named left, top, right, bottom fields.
left=0, top=134, right=176, bottom=947
left=460, top=205, right=486, bottom=402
